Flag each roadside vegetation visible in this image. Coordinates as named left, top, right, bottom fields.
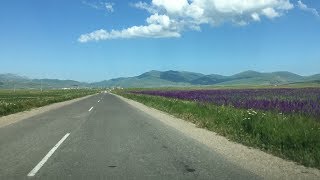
left=0, top=89, right=98, bottom=117
left=115, top=88, right=320, bottom=169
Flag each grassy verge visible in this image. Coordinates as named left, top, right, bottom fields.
left=116, top=92, right=320, bottom=169
left=0, top=89, right=98, bottom=117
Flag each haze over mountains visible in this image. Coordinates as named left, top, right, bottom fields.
left=0, top=70, right=320, bottom=89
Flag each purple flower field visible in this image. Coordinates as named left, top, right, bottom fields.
left=131, top=88, right=320, bottom=118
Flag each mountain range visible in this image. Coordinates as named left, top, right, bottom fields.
left=0, top=74, right=88, bottom=89
left=1, top=70, right=320, bottom=89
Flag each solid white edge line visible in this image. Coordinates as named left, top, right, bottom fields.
left=27, top=133, right=70, bottom=177
left=88, top=107, right=94, bottom=111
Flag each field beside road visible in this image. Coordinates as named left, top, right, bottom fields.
left=115, top=87, right=320, bottom=169
left=0, top=89, right=98, bottom=117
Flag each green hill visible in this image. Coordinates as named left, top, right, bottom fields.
left=0, top=74, right=88, bottom=89
left=92, top=70, right=320, bottom=88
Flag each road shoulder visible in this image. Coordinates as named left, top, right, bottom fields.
left=113, top=93, right=320, bottom=180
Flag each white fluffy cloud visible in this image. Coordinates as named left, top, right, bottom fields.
left=78, top=14, right=180, bottom=42
left=79, top=0, right=294, bottom=42
left=297, top=0, right=319, bottom=17
left=262, top=7, right=280, bottom=18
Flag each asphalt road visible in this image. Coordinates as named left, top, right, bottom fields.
left=0, top=93, right=260, bottom=179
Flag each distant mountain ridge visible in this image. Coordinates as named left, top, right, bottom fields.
left=1, top=70, right=320, bottom=89
left=92, top=70, right=320, bottom=88
left=0, top=74, right=88, bottom=89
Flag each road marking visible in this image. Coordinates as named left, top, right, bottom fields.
left=88, top=107, right=94, bottom=111
left=27, top=133, right=70, bottom=177
left=98, top=100, right=100, bottom=103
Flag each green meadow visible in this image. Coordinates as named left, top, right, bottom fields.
left=0, top=89, right=98, bottom=117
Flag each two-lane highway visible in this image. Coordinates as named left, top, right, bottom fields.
left=0, top=93, right=259, bottom=179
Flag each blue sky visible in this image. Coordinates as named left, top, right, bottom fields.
left=0, top=0, right=319, bottom=82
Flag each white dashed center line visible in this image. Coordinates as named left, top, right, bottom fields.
left=27, top=133, right=70, bottom=177
left=88, top=107, right=94, bottom=112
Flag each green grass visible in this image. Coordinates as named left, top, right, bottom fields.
left=116, top=92, right=320, bottom=169
left=0, top=89, right=98, bottom=117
